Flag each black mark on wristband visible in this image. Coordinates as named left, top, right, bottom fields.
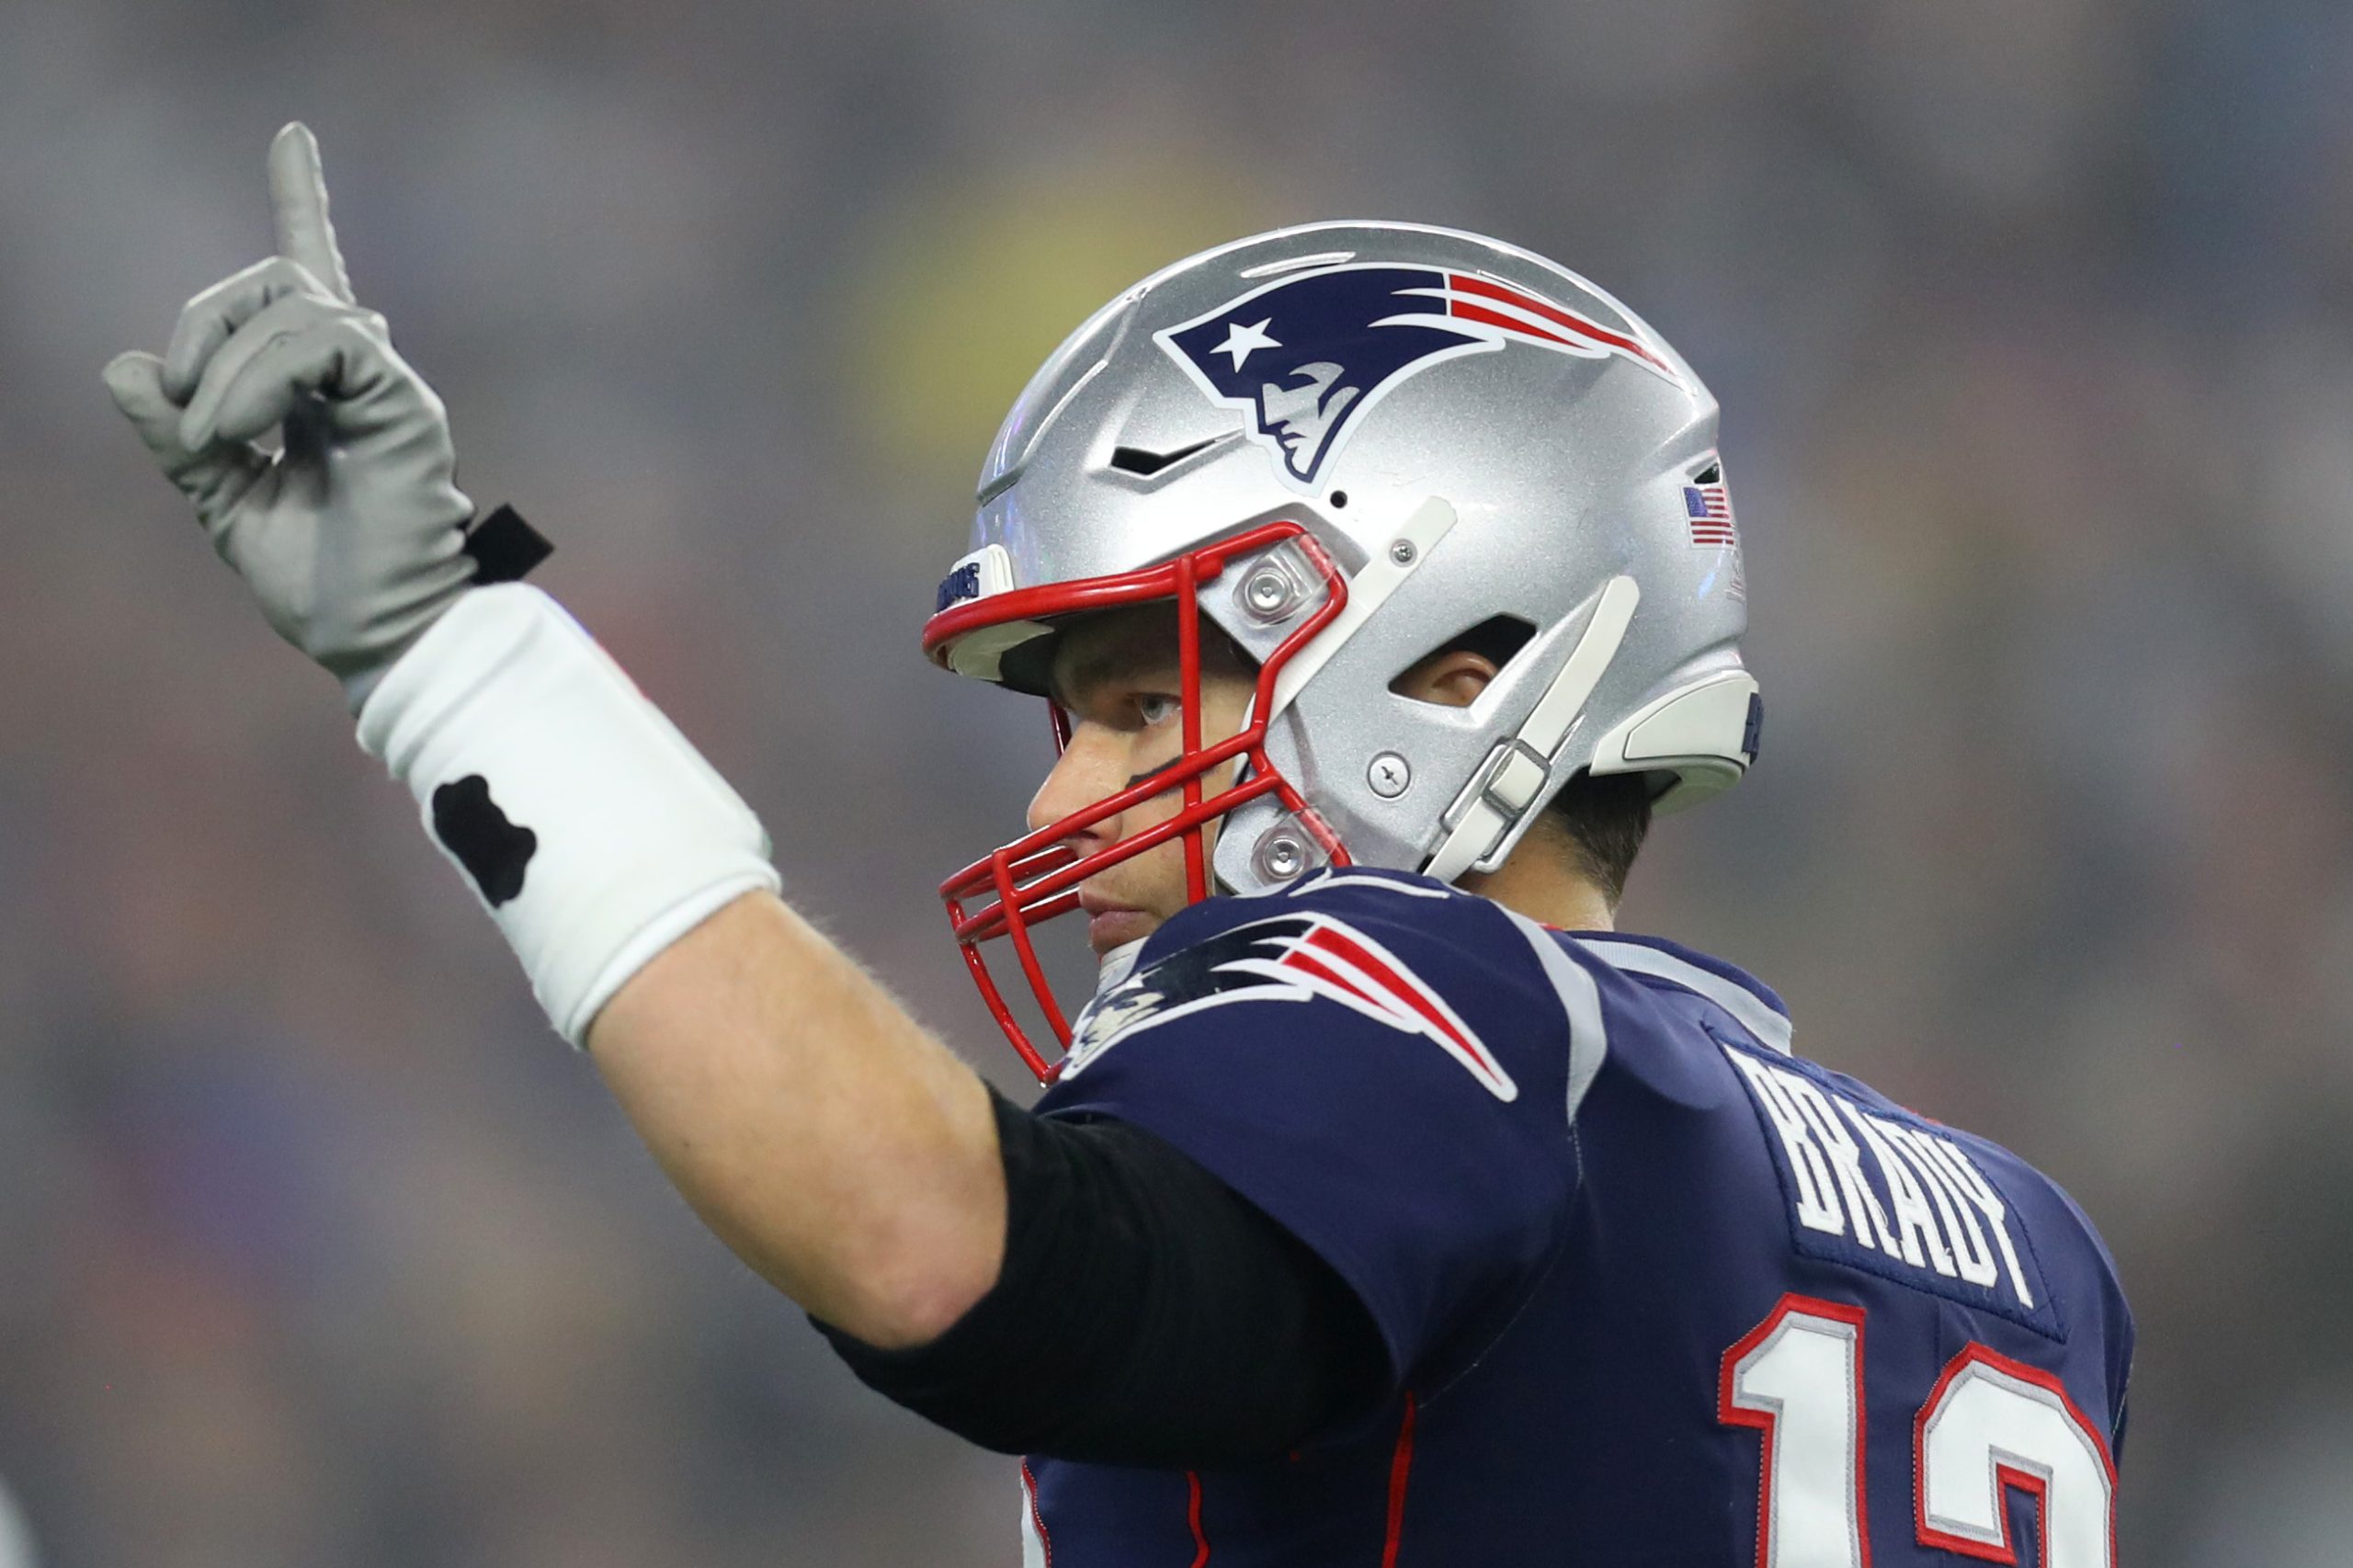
left=431, top=776, right=538, bottom=906
left=463, top=504, right=554, bottom=585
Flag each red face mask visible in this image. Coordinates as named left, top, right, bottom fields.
left=921, top=519, right=1354, bottom=1082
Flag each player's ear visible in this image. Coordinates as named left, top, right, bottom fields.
left=1392, top=649, right=1496, bottom=709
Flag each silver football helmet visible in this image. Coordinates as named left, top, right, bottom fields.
left=923, top=221, right=1758, bottom=1079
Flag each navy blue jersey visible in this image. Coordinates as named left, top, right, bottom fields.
left=1022, top=868, right=2132, bottom=1566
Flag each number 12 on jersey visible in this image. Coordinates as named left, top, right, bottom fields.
left=1719, top=1295, right=2117, bottom=1566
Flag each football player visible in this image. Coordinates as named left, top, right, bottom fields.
left=107, top=124, right=2132, bottom=1564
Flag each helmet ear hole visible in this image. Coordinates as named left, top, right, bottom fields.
left=1389, top=613, right=1537, bottom=700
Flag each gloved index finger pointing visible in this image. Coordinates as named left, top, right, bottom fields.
left=268, top=121, right=357, bottom=305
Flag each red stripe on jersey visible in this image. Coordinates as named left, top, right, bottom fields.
left=1186, top=1470, right=1211, bottom=1566
left=1303, top=925, right=1506, bottom=1083
left=1381, top=1394, right=1419, bottom=1568
left=1020, top=1460, right=1053, bottom=1566
left=1279, top=946, right=1386, bottom=1011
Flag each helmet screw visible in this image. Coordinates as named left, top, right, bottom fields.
left=1389, top=540, right=1417, bottom=566
left=1243, top=566, right=1299, bottom=620
left=1367, top=752, right=1411, bottom=799
left=1255, top=832, right=1306, bottom=881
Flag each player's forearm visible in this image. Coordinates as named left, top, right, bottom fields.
left=587, top=890, right=1006, bottom=1348
left=108, top=124, right=1006, bottom=1357
left=346, top=585, right=1005, bottom=1346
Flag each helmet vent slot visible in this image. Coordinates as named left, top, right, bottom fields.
left=1390, top=613, right=1538, bottom=697
left=977, top=465, right=1024, bottom=506
left=1107, top=438, right=1217, bottom=477
left=1692, top=460, right=1722, bottom=484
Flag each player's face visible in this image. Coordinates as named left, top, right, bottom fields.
left=1031, top=605, right=1258, bottom=956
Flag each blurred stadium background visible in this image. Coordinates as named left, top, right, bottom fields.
left=5, top=0, right=2351, bottom=1562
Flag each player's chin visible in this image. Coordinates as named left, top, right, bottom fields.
left=1086, top=906, right=1162, bottom=954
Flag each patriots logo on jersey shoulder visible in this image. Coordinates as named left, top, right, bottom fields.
left=1155, top=263, right=1684, bottom=490
left=1062, top=911, right=1517, bottom=1098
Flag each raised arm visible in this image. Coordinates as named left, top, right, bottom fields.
left=104, top=123, right=1005, bottom=1348
left=102, top=131, right=1390, bottom=1462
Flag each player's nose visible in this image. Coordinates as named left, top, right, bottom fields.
left=1026, top=723, right=1127, bottom=840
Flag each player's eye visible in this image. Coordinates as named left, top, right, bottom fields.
left=1136, top=692, right=1182, bottom=728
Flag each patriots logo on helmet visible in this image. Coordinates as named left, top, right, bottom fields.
left=1062, top=911, right=1517, bottom=1099
left=1156, top=263, right=1683, bottom=491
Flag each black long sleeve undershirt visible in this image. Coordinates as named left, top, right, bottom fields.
left=813, top=1087, right=1392, bottom=1468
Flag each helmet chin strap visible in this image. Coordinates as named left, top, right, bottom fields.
left=1423, top=574, right=1643, bottom=884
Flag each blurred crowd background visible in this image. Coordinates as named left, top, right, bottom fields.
left=3, top=0, right=2349, bottom=1562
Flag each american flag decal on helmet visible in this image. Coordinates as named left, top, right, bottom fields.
left=1684, top=461, right=1736, bottom=547
left=1063, top=911, right=1518, bottom=1098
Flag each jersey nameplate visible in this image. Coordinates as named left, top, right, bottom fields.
left=1721, top=1041, right=2060, bottom=1338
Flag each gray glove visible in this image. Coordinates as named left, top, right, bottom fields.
left=103, top=121, right=477, bottom=712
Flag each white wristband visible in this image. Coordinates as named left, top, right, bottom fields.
left=357, top=584, right=780, bottom=1045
